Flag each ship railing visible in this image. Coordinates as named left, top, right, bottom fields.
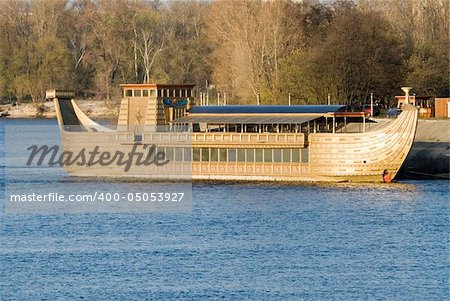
left=115, top=131, right=305, bottom=147
left=192, top=132, right=305, bottom=146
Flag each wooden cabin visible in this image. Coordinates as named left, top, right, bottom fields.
left=118, top=84, right=195, bottom=128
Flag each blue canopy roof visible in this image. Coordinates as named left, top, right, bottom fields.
left=190, top=105, right=347, bottom=114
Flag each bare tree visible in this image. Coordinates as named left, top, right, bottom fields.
left=132, top=8, right=168, bottom=83
left=30, top=0, right=67, bottom=40
left=207, top=0, right=300, bottom=104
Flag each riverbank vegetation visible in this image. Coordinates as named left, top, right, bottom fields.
left=0, top=0, right=448, bottom=106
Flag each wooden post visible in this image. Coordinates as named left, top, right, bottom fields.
left=362, top=116, right=365, bottom=133
left=370, top=92, right=374, bottom=117
left=332, top=116, right=335, bottom=133
left=401, top=87, right=413, bottom=107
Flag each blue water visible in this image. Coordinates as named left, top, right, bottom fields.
left=1, top=119, right=449, bottom=300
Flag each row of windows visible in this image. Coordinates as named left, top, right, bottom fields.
left=158, top=89, right=192, bottom=98
left=124, top=89, right=154, bottom=98
left=124, top=89, right=193, bottom=98
left=156, top=147, right=309, bottom=163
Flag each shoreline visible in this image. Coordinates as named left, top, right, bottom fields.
left=2, top=103, right=448, bottom=142
left=1, top=100, right=118, bottom=119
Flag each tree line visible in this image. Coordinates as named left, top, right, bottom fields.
left=0, top=0, right=448, bottom=106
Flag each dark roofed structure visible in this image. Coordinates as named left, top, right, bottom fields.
left=172, top=105, right=352, bottom=125
left=172, top=115, right=319, bottom=124
left=189, top=105, right=347, bottom=115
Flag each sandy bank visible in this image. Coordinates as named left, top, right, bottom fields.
left=3, top=100, right=118, bottom=119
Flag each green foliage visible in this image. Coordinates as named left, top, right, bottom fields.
left=406, top=47, right=449, bottom=97
left=278, top=2, right=405, bottom=105
left=161, top=0, right=211, bottom=87
left=0, top=0, right=447, bottom=104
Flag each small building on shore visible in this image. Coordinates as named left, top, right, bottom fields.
left=395, top=94, right=434, bottom=118
left=395, top=95, right=450, bottom=119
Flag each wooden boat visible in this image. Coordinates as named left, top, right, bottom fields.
left=47, top=84, right=418, bottom=182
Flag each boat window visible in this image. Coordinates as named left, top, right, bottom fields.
left=264, top=149, right=272, bottom=162
left=210, top=148, right=218, bottom=161
left=175, top=148, right=183, bottom=161
left=228, top=149, right=237, bottom=162
left=165, top=147, right=174, bottom=161
left=237, top=149, right=245, bottom=162
left=201, top=148, right=209, bottom=161
left=282, top=149, right=291, bottom=162
left=187, top=89, right=192, bottom=98
left=255, top=149, right=263, bottom=162
left=134, top=89, right=141, bottom=97
left=145, top=146, right=156, bottom=162
left=177, top=148, right=310, bottom=163
left=184, top=147, right=192, bottom=161
left=157, top=147, right=165, bottom=161
left=219, top=148, right=227, bottom=162
left=273, top=149, right=281, bottom=162
left=246, top=149, right=254, bottom=162
left=125, top=89, right=132, bottom=97
left=174, top=147, right=306, bottom=164
left=193, top=148, right=200, bottom=161
left=292, top=149, right=300, bottom=162
left=143, top=90, right=149, bottom=97
left=301, top=123, right=308, bottom=133
left=301, top=149, right=309, bottom=163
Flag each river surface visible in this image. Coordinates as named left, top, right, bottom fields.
left=0, top=119, right=449, bottom=300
